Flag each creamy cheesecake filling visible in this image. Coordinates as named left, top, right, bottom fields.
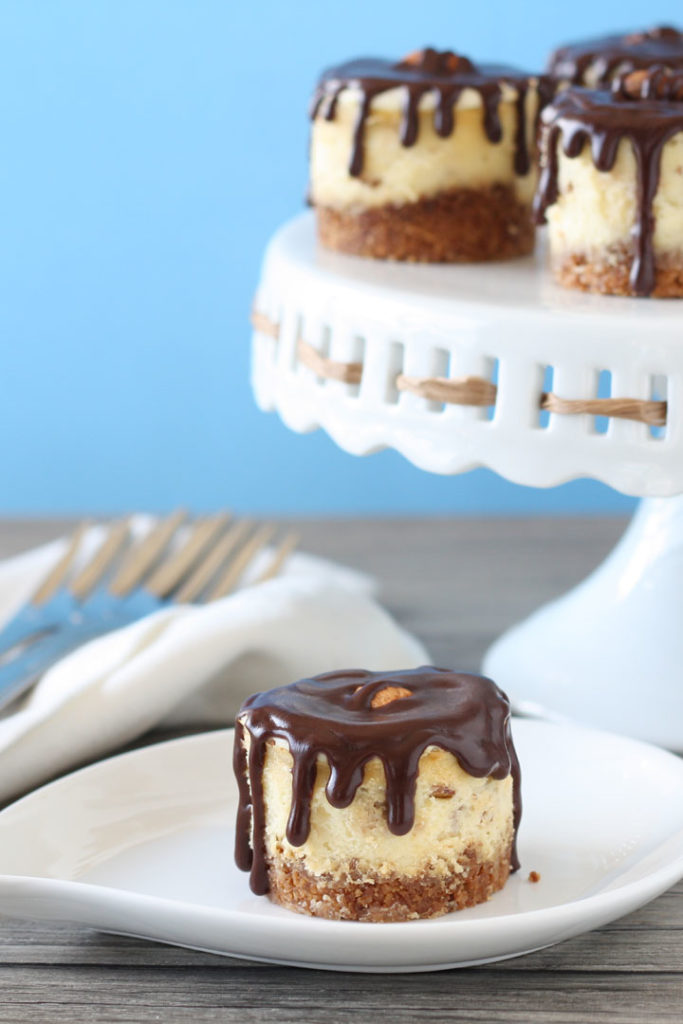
left=256, top=736, right=514, bottom=881
left=310, top=84, right=541, bottom=210
left=546, top=133, right=683, bottom=253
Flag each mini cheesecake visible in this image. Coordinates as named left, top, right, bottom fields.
left=535, top=71, right=683, bottom=298
left=309, top=48, right=553, bottom=262
left=233, top=667, right=521, bottom=922
left=548, top=25, right=683, bottom=87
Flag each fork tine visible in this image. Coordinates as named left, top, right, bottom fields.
left=69, top=520, right=132, bottom=602
left=205, top=523, right=277, bottom=602
left=31, top=521, right=93, bottom=606
left=173, top=519, right=253, bottom=604
left=252, top=531, right=299, bottom=585
left=144, top=514, right=231, bottom=598
left=107, top=508, right=188, bottom=598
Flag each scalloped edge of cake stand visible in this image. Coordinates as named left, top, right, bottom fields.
left=252, top=213, right=683, bottom=498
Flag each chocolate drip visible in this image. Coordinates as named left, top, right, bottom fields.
left=513, top=77, right=557, bottom=176
left=310, top=49, right=553, bottom=179
left=234, top=667, right=521, bottom=897
left=548, top=25, right=683, bottom=86
left=534, top=88, right=683, bottom=296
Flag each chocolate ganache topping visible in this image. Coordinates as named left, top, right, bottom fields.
left=234, top=667, right=521, bottom=896
left=548, top=26, right=683, bottom=86
left=310, top=48, right=554, bottom=178
left=534, top=81, right=683, bottom=297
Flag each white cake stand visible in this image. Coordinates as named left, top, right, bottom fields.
left=251, top=212, right=683, bottom=749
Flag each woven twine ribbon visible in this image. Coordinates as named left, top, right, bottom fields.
left=251, top=310, right=667, bottom=427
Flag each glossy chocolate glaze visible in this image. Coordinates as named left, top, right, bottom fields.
left=534, top=85, right=683, bottom=296
left=549, top=26, right=683, bottom=86
left=233, top=666, right=521, bottom=896
left=310, top=48, right=554, bottom=178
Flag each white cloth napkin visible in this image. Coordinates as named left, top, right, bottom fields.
left=0, top=526, right=429, bottom=803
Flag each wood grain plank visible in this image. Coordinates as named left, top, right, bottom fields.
left=0, top=916, right=681, bottom=971
left=0, top=967, right=682, bottom=1023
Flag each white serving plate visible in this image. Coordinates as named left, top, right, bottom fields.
left=0, top=723, right=681, bottom=973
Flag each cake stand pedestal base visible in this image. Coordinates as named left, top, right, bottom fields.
left=483, top=496, right=683, bottom=750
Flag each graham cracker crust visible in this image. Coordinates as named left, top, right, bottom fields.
left=266, top=845, right=512, bottom=922
left=316, top=186, right=534, bottom=263
left=552, top=248, right=683, bottom=298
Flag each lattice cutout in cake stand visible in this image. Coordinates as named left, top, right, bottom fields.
left=251, top=213, right=683, bottom=749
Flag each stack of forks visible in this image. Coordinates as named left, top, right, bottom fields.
left=0, top=511, right=297, bottom=713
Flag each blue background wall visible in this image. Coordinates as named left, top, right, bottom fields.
left=1, top=1, right=676, bottom=516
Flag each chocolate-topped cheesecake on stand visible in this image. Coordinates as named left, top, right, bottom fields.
left=233, top=667, right=521, bottom=922
left=548, top=25, right=683, bottom=87
left=309, top=48, right=553, bottom=262
left=535, top=68, right=683, bottom=297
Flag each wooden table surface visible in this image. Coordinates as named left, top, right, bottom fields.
left=0, top=517, right=681, bottom=1023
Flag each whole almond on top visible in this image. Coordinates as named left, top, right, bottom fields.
left=401, top=49, right=426, bottom=67
left=398, top=49, right=474, bottom=75
left=617, top=67, right=683, bottom=101
left=370, top=685, right=412, bottom=708
left=621, top=69, right=650, bottom=97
